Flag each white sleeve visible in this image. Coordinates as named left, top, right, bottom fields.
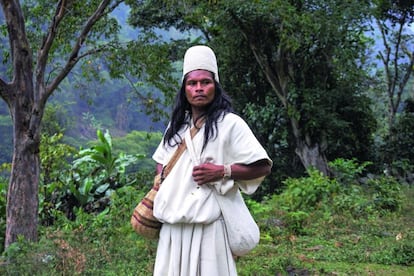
left=214, top=113, right=272, bottom=195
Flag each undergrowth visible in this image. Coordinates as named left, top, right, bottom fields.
left=0, top=160, right=413, bottom=275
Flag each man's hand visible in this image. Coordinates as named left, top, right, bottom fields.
left=192, top=163, right=223, bottom=185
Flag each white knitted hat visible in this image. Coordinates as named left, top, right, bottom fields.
left=182, top=45, right=219, bottom=83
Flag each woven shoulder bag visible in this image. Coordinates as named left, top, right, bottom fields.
left=130, top=126, right=199, bottom=239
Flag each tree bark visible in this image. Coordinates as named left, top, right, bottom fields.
left=295, top=139, right=330, bottom=176
left=6, top=107, right=41, bottom=247
left=1, top=0, right=120, bottom=249
left=1, top=0, right=40, bottom=248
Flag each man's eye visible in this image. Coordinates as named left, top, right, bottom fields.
left=186, top=80, right=212, bottom=86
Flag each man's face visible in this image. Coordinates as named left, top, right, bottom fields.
left=185, top=70, right=216, bottom=110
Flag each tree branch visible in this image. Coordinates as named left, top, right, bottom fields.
left=376, top=18, right=399, bottom=124
left=376, top=19, right=392, bottom=99
left=35, top=0, right=68, bottom=95
left=108, top=0, right=124, bottom=13
left=43, top=0, right=123, bottom=101
left=391, top=13, right=407, bottom=115
left=399, top=45, right=414, bottom=99
left=0, top=0, right=34, bottom=94
left=227, top=10, right=303, bottom=142
left=228, top=11, right=287, bottom=107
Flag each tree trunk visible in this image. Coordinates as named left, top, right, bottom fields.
left=295, top=140, right=330, bottom=176
left=1, top=0, right=44, bottom=249
left=1, top=0, right=117, bottom=250
left=241, top=31, right=331, bottom=176
left=5, top=98, right=41, bottom=248
left=290, top=117, right=330, bottom=176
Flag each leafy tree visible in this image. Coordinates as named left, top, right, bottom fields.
left=0, top=0, right=173, bottom=249
left=217, top=0, right=376, bottom=176
left=372, top=0, right=414, bottom=132
left=129, top=0, right=377, bottom=178
left=381, top=99, right=414, bottom=181
left=0, top=0, right=119, bottom=249
left=369, top=0, right=414, bottom=175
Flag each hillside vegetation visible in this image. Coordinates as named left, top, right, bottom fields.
left=0, top=151, right=413, bottom=275
left=0, top=185, right=412, bottom=275
left=0, top=1, right=413, bottom=274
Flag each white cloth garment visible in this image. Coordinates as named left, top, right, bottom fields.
left=152, top=112, right=272, bottom=276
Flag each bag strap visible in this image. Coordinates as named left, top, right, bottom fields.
left=184, top=125, right=200, bottom=166
left=161, top=125, right=200, bottom=182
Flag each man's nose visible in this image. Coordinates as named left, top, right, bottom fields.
left=195, top=82, right=203, bottom=90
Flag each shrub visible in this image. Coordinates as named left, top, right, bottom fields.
left=39, top=129, right=153, bottom=224
left=365, top=175, right=402, bottom=213
left=329, top=158, right=371, bottom=186
left=280, top=168, right=340, bottom=212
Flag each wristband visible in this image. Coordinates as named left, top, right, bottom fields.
left=223, top=164, right=232, bottom=178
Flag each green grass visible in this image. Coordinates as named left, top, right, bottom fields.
left=1, top=186, right=413, bottom=275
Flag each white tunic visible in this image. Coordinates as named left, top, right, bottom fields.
left=152, top=112, right=271, bottom=276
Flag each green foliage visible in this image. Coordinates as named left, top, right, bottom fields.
left=64, top=129, right=144, bottom=215
left=332, top=175, right=402, bottom=219
left=128, top=0, right=378, bottom=180
left=213, top=0, right=376, bottom=165
left=271, top=159, right=404, bottom=234
left=330, top=158, right=372, bottom=186
left=104, top=36, right=178, bottom=123
left=41, top=103, right=72, bottom=137
left=391, top=242, right=414, bottom=266
left=39, top=133, right=76, bottom=225
left=281, top=168, right=340, bottom=212
left=21, top=0, right=124, bottom=81
left=0, top=164, right=10, bottom=253
left=0, top=184, right=157, bottom=275
left=111, top=130, right=162, bottom=172
left=365, top=176, right=402, bottom=213
left=38, top=129, right=156, bottom=225
left=1, top=180, right=413, bottom=275
left=248, top=185, right=413, bottom=274
left=389, top=159, right=414, bottom=183
left=243, top=95, right=301, bottom=196
left=78, top=129, right=118, bottom=176
left=245, top=197, right=272, bottom=224
left=1, top=0, right=414, bottom=273
left=380, top=107, right=414, bottom=183
left=329, top=158, right=402, bottom=217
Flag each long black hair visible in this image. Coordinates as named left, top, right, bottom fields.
left=164, top=75, right=233, bottom=151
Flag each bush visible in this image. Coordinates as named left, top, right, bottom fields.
left=280, top=168, right=340, bottom=212
left=365, top=175, right=402, bottom=213
left=329, top=158, right=371, bottom=186
left=1, top=179, right=413, bottom=275
left=39, top=129, right=153, bottom=223
left=0, top=185, right=158, bottom=275
left=273, top=159, right=404, bottom=234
